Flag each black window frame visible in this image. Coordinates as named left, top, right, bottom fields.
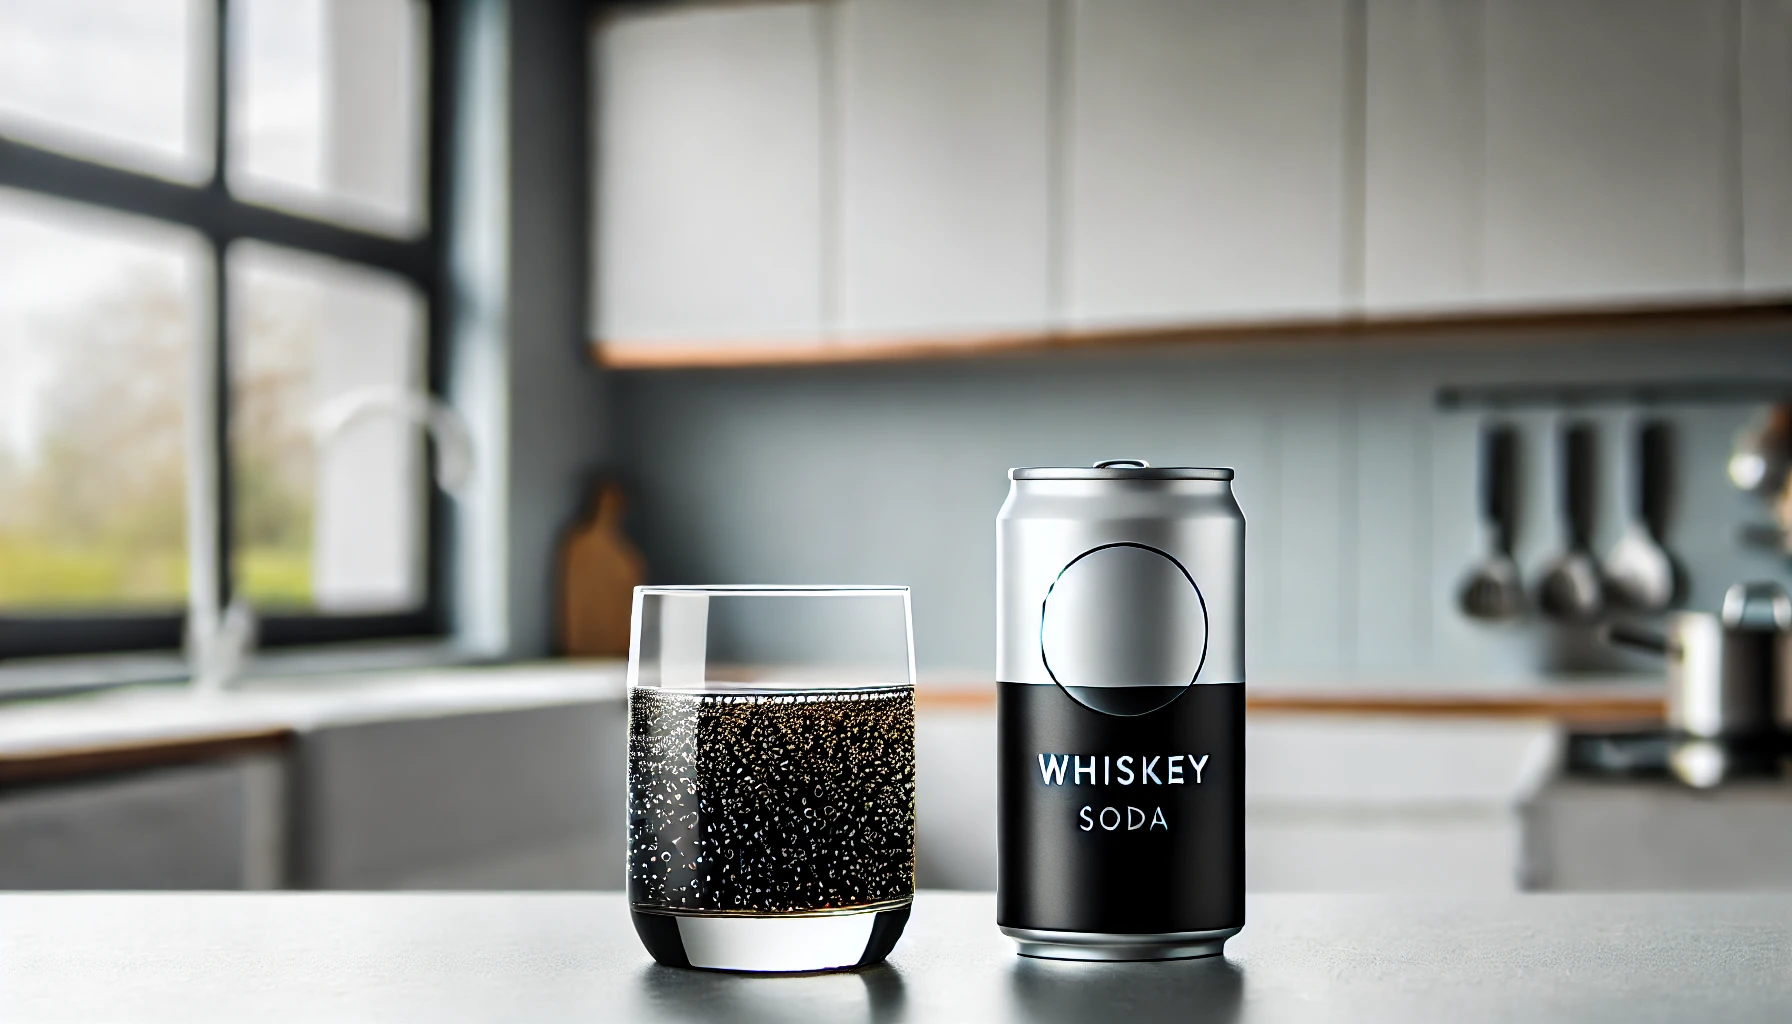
left=0, top=0, right=460, bottom=660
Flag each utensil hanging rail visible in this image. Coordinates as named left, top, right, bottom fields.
left=1436, top=380, right=1792, bottom=410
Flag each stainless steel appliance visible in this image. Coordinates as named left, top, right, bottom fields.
left=996, top=460, right=1244, bottom=961
left=1730, top=403, right=1792, bottom=554
left=1605, top=582, right=1792, bottom=787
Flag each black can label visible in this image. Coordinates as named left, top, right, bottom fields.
left=997, top=681, right=1244, bottom=935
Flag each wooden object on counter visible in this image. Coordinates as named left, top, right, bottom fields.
left=557, top=481, right=646, bottom=658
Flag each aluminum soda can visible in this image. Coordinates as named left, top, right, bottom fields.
left=996, top=459, right=1245, bottom=960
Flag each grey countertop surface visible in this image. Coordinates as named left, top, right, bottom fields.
left=4, top=891, right=1790, bottom=1023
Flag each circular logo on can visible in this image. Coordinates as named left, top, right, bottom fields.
left=1039, top=542, right=1208, bottom=716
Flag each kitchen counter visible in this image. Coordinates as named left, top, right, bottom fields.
left=0, top=662, right=626, bottom=783
left=1525, top=776, right=1792, bottom=891
left=4, top=891, right=1789, bottom=1022
left=0, top=666, right=1660, bottom=784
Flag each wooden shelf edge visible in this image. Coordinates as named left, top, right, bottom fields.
left=1242, top=691, right=1664, bottom=724
left=0, top=727, right=292, bottom=786
left=591, top=299, right=1792, bottom=371
left=915, top=687, right=1665, bottom=724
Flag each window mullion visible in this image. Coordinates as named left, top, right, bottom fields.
left=212, top=0, right=231, bottom=192
left=187, top=0, right=234, bottom=664
left=212, top=0, right=233, bottom=616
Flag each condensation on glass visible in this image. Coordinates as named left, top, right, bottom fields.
left=228, top=241, right=426, bottom=613
left=0, top=188, right=207, bottom=609
left=229, top=0, right=430, bottom=236
left=0, top=0, right=213, bottom=181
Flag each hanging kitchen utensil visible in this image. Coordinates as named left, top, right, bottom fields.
left=1727, top=404, right=1791, bottom=496
left=1729, top=404, right=1792, bottom=555
left=1602, top=582, right=1792, bottom=788
left=1537, top=421, right=1604, bottom=623
left=1458, top=423, right=1525, bottom=621
left=1603, top=419, right=1678, bottom=612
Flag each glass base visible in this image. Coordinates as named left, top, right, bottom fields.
left=632, top=903, right=912, bottom=973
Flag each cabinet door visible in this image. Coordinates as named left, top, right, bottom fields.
left=836, top=0, right=1053, bottom=338
left=1066, top=0, right=1350, bottom=327
left=296, top=703, right=622, bottom=888
left=595, top=5, right=824, bottom=348
left=1482, top=0, right=1734, bottom=306
left=1742, top=0, right=1792, bottom=296
left=1362, top=0, right=1480, bottom=312
left=0, top=759, right=282, bottom=889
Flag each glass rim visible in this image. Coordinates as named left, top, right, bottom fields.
left=633, top=585, right=909, bottom=597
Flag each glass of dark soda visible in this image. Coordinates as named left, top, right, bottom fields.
left=626, top=586, right=916, bottom=972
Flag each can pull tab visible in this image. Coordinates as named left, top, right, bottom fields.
left=1094, top=459, right=1151, bottom=469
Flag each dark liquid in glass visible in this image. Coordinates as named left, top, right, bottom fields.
left=627, top=685, right=916, bottom=915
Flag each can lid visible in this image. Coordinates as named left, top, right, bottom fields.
left=1010, top=459, right=1234, bottom=481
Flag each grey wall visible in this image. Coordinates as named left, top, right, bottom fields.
left=451, top=0, right=612, bottom=659
left=505, top=0, right=612, bottom=657
left=611, top=327, right=1792, bottom=679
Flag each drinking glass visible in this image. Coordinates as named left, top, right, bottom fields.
left=626, top=585, right=917, bottom=972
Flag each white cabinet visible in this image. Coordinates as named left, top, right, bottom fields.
left=1066, top=0, right=1350, bottom=327
left=0, top=758, right=285, bottom=889
left=914, top=705, right=997, bottom=890
left=836, top=0, right=1054, bottom=338
left=1481, top=0, right=1733, bottom=307
left=295, top=703, right=623, bottom=889
left=911, top=702, right=1555, bottom=894
left=1741, top=0, right=1792, bottom=295
left=595, top=4, right=824, bottom=348
left=591, top=0, right=1780, bottom=359
left=1368, top=0, right=1753, bottom=314
left=1361, top=0, right=1480, bottom=312
left=1526, top=780, right=1792, bottom=891
left=1246, top=716, right=1554, bottom=893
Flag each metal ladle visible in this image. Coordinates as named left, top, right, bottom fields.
left=1537, top=421, right=1604, bottom=623
left=1603, top=419, right=1677, bottom=612
left=1458, top=423, right=1525, bottom=621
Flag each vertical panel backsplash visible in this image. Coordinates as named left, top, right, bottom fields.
left=1274, top=386, right=1353, bottom=669
left=612, top=329, right=1792, bottom=681
left=1354, top=379, right=1432, bottom=667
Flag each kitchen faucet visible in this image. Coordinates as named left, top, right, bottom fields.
left=187, top=387, right=473, bottom=695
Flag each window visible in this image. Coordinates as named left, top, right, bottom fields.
left=0, top=193, right=204, bottom=613
left=230, top=242, right=428, bottom=614
left=0, top=0, right=212, bottom=182
left=0, top=0, right=453, bottom=660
